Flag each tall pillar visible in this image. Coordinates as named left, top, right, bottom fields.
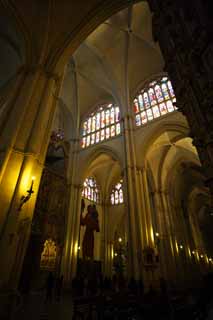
left=122, top=114, right=143, bottom=280
left=148, top=0, right=213, bottom=200
left=0, top=66, right=61, bottom=289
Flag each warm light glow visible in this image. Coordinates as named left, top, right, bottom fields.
left=74, top=243, right=78, bottom=255
left=150, top=228, right=154, bottom=244
left=200, top=254, right=204, bottom=258
left=209, top=258, right=212, bottom=262
left=155, top=232, right=159, bottom=237
left=192, top=250, right=195, bottom=255
left=78, top=246, right=81, bottom=250
left=21, top=169, right=31, bottom=191
left=175, top=241, right=179, bottom=253
left=114, top=252, right=118, bottom=257
left=179, top=245, right=183, bottom=250
left=118, top=237, right=122, bottom=243
left=32, top=176, right=36, bottom=181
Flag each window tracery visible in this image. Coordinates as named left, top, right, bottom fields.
left=111, top=179, right=124, bottom=205
left=81, top=104, right=121, bottom=148
left=133, top=76, right=177, bottom=126
left=82, top=177, right=100, bottom=203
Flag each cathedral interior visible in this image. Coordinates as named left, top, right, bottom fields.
left=0, top=0, right=213, bottom=319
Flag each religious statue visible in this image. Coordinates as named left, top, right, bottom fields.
left=80, top=200, right=100, bottom=260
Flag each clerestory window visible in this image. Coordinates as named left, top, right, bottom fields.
left=81, top=103, right=121, bottom=148
left=110, top=179, right=124, bottom=205
left=82, top=177, right=100, bottom=203
left=133, top=76, right=177, bottom=127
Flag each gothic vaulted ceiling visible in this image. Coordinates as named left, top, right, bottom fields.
left=61, top=2, right=164, bottom=121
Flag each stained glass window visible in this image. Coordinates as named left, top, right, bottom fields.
left=81, top=103, right=121, bottom=148
left=111, top=179, right=124, bottom=205
left=82, top=177, right=100, bottom=203
left=134, top=76, right=177, bottom=126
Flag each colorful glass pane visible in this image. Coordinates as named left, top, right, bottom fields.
left=115, top=190, right=119, bottom=204
left=143, top=92, right=150, bottom=108
left=101, top=129, right=105, bottom=141
left=106, top=127, right=110, bottom=139
left=96, top=113, right=100, bottom=130
left=87, top=118, right=91, bottom=133
left=152, top=105, right=160, bottom=118
left=81, top=103, right=121, bottom=148
left=96, top=131, right=100, bottom=143
left=146, top=109, right=153, bottom=121
left=110, top=108, right=115, bottom=124
left=92, top=116, right=96, bottom=132
left=166, top=100, right=174, bottom=112
left=101, top=111, right=105, bottom=128
left=159, top=102, right=167, bottom=115
left=136, top=114, right=141, bottom=126
left=133, top=99, right=139, bottom=113
left=116, top=123, right=121, bottom=135
left=141, top=111, right=147, bottom=124
left=161, top=83, right=169, bottom=100
left=155, top=85, right=164, bottom=102
left=119, top=189, right=123, bottom=203
left=81, top=137, right=86, bottom=148
left=82, top=177, right=100, bottom=203
left=111, top=179, right=124, bottom=205
left=148, top=88, right=157, bottom=106
left=105, top=109, right=110, bottom=125
left=111, top=125, right=115, bottom=137
left=111, top=193, right=115, bottom=205
left=138, top=94, right=144, bottom=110
left=91, top=133, right=95, bottom=144
left=167, top=80, right=175, bottom=97
left=115, top=107, right=120, bottom=122
left=86, top=135, right=90, bottom=146
left=83, top=121, right=87, bottom=136
left=173, top=98, right=177, bottom=109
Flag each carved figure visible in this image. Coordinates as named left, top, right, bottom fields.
left=80, top=203, right=100, bottom=260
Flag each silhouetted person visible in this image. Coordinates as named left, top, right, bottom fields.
left=55, top=275, right=63, bottom=301
left=45, top=272, right=54, bottom=303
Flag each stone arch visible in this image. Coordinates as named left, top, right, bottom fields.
left=136, top=119, right=189, bottom=168
left=79, top=145, right=124, bottom=185
left=131, top=71, right=168, bottom=102
left=51, top=0, right=142, bottom=73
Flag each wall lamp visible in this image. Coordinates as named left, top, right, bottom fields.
left=154, top=232, right=160, bottom=246
left=18, top=176, right=35, bottom=211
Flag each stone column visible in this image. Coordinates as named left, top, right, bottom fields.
left=0, top=66, right=61, bottom=289
left=61, top=181, right=82, bottom=286
left=101, top=202, right=110, bottom=276
left=122, top=114, right=144, bottom=280
left=152, top=190, right=173, bottom=281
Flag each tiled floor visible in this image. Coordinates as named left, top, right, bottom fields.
left=14, top=291, right=73, bottom=320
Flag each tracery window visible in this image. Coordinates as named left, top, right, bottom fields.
left=133, top=76, right=177, bottom=126
left=81, top=103, right=121, bottom=148
left=82, top=177, right=100, bottom=203
left=111, top=179, right=124, bottom=205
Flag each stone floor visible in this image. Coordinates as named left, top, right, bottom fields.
left=14, top=291, right=73, bottom=320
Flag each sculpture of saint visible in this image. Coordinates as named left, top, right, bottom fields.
left=80, top=201, right=100, bottom=260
